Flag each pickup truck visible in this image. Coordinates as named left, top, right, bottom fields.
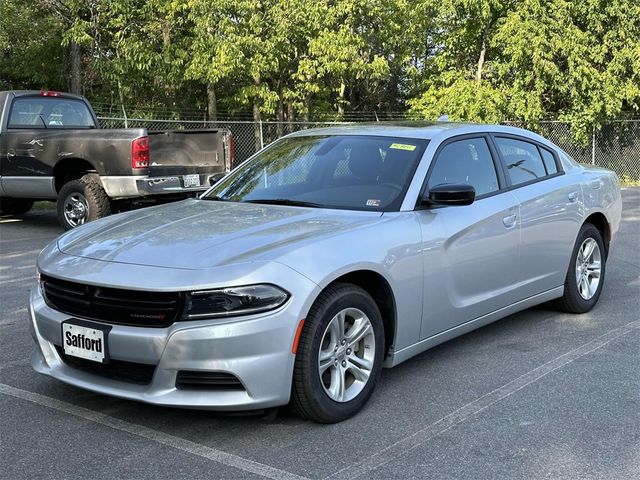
left=0, top=90, right=233, bottom=229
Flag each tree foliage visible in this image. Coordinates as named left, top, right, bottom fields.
left=1, top=0, right=639, bottom=137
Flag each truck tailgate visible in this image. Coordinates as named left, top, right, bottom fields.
left=147, top=130, right=228, bottom=177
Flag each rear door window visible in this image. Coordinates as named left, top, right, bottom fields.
left=494, top=137, right=547, bottom=186
left=8, top=96, right=95, bottom=129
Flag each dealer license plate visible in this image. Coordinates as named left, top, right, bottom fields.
left=61, top=321, right=110, bottom=363
left=183, top=174, right=201, bottom=188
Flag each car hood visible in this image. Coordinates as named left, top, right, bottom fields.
left=57, top=199, right=383, bottom=269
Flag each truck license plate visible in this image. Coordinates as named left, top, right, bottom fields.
left=62, top=321, right=110, bottom=363
left=183, top=174, right=201, bottom=187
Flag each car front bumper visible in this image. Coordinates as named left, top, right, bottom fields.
left=29, top=276, right=319, bottom=410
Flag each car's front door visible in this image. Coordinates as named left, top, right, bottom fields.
left=416, top=135, right=522, bottom=340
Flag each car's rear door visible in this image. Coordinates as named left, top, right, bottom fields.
left=416, top=134, right=522, bottom=340
left=492, top=135, right=583, bottom=298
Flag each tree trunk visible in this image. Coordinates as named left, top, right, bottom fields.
left=69, top=41, right=82, bottom=94
left=117, top=79, right=128, bottom=128
left=253, top=100, right=262, bottom=152
left=253, top=76, right=263, bottom=151
left=337, top=79, right=346, bottom=116
left=476, top=37, right=486, bottom=83
left=207, top=83, right=217, bottom=121
left=476, top=28, right=493, bottom=83
left=303, top=95, right=310, bottom=122
left=286, top=102, right=295, bottom=123
left=276, top=89, right=284, bottom=137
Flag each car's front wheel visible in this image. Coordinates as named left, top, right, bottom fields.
left=556, top=223, right=606, bottom=313
left=291, top=283, right=385, bottom=423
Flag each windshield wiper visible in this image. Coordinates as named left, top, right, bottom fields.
left=244, top=198, right=323, bottom=208
left=200, top=195, right=231, bottom=202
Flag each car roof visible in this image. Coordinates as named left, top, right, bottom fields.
left=285, top=121, right=548, bottom=143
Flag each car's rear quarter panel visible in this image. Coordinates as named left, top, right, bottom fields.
left=578, top=166, right=623, bottom=245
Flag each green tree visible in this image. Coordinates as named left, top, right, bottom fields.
left=0, top=0, right=66, bottom=90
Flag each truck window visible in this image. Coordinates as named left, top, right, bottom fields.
left=8, top=96, right=95, bottom=129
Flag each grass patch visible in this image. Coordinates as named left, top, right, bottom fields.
left=33, top=201, right=56, bottom=211
left=620, top=179, right=640, bottom=187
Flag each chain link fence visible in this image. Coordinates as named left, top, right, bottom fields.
left=98, top=117, right=640, bottom=183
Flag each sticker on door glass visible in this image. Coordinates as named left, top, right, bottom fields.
left=366, top=199, right=381, bottom=207
left=389, top=143, right=417, bottom=151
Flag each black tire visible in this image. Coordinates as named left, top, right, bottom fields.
left=555, top=223, right=606, bottom=313
left=291, top=283, right=385, bottom=423
left=57, top=174, right=111, bottom=230
left=0, top=197, right=34, bottom=215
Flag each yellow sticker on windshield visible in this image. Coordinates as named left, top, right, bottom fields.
left=389, top=143, right=417, bottom=151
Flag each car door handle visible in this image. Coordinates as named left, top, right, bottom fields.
left=568, top=191, right=578, bottom=202
left=502, top=214, right=517, bottom=228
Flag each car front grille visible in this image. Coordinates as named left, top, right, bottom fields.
left=41, top=274, right=182, bottom=328
left=55, top=346, right=156, bottom=385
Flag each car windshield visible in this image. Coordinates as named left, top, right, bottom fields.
left=202, top=135, right=428, bottom=211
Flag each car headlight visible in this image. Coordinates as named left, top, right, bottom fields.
left=183, top=284, right=290, bottom=319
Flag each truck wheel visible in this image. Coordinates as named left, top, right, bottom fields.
left=0, top=198, right=34, bottom=216
left=57, top=174, right=111, bottom=230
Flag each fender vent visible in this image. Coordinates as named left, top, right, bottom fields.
left=55, top=346, right=156, bottom=385
left=175, top=371, right=244, bottom=390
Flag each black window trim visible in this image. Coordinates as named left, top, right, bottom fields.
left=415, top=133, right=507, bottom=210
left=6, top=94, right=97, bottom=130
left=490, top=133, right=565, bottom=191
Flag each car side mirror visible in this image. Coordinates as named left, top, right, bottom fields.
left=422, top=183, right=475, bottom=207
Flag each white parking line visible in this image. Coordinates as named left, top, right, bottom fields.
left=330, top=319, right=640, bottom=480
left=0, top=383, right=310, bottom=480
left=2, top=307, right=27, bottom=321
left=0, top=235, right=53, bottom=244
left=0, top=249, right=41, bottom=259
left=0, top=277, right=34, bottom=286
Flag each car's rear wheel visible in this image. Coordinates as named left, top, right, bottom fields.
left=291, top=283, right=384, bottom=423
left=57, top=174, right=111, bottom=230
left=556, top=223, right=606, bottom=313
left=0, top=197, right=34, bottom=215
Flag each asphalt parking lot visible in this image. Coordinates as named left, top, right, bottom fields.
left=1, top=189, right=638, bottom=480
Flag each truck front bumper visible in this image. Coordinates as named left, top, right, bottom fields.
left=101, top=174, right=214, bottom=199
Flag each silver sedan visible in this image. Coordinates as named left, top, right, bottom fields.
left=30, top=124, right=622, bottom=422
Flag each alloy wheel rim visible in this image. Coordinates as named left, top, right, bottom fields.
left=575, top=237, right=601, bottom=300
left=63, top=193, right=89, bottom=227
left=318, top=307, right=375, bottom=403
